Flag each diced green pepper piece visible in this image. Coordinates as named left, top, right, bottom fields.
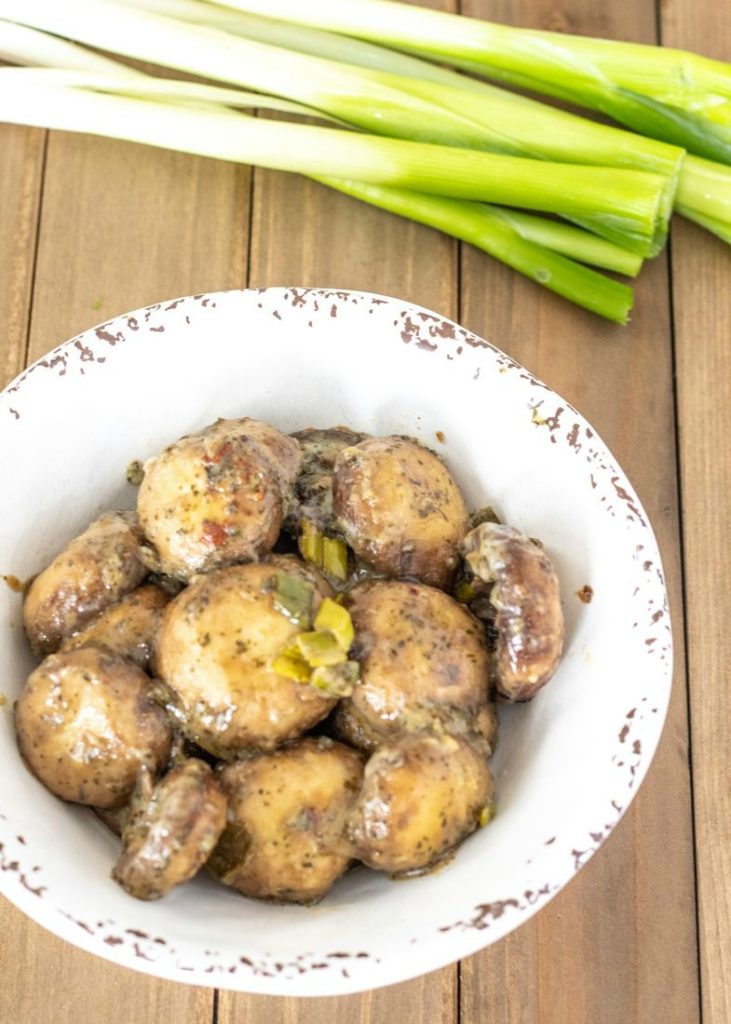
left=313, top=596, right=355, bottom=652
left=322, top=536, right=349, bottom=581
left=310, top=660, right=360, bottom=698
left=295, top=630, right=347, bottom=667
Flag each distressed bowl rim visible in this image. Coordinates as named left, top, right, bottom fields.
left=0, top=287, right=672, bottom=996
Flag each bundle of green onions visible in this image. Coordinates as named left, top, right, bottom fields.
left=0, top=0, right=729, bottom=324
left=213, top=0, right=731, bottom=163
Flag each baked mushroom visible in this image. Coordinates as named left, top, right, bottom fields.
left=112, top=759, right=227, bottom=900
left=23, top=511, right=147, bottom=656
left=15, top=647, right=172, bottom=808
left=348, top=733, right=493, bottom=875
left=154, top=556, right=336, bottom=756
left=333, top=580, right=494, bottom=755
left=288, top=426, right=368, bottom=534
left=137, top=417, right=301, bottom=579
left=208, top=737, right=364, bottom=903
left=59, top=583, right=170, bottom=671
left=94, top=805, right=130, bottom=837
left=461, top=522, right=564, bottom=701
left=332, top=436, right=468, bottom=588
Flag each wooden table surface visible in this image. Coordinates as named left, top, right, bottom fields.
left=1, top=0, right=729, bottom=1021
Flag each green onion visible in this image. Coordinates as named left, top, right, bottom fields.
left=262, top=570, right=314, bottom=628
left=317, top=178, right=634, bottom=323
left=0, top=71, right=669, bottom=251
left=0, top=18, right=140, bottom=75
left=676, top=208, right=731, bottom=245
left=149, top=0, right=728, bottom=249
left=295, top=631, right=347, bottom=668
left=0, top=66, right=638, bottom=316
left=12, top=5, right=726, bottom=251
left=9, top=1, right=725, bottom=321
left=0, top=1, right=673, bottom=253
left=0, top=19, right=341, bottom=121
left=310, top=662, right=360, bottom=698
left=272, top=598, right=359, bottom=693
left=298, top=521, right=325, bottom=568
left=321, top=537, right=349, bottom=582
left=215, top=0, right=731, bottom=163
left=0, top=62, right=337, bottom=120
left=271, top=651, right=312, bottom=683
left=478, top=802, right=496, bottom=827
left=192, top=0, right=730, bottom=247
left=7, top=12, right=724, bottom=252
left=675, top=155, right=731, bottom=240
left=313, top=597, right=355, bottom=652
left=119, top=0, right=503, bottom=88
left=468, top=206, right=642, bottom=277
left=115, top=1, right=683, bottom=254
left=298, top=522, right=350, bottom=581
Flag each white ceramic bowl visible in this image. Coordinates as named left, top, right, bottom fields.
left=0, top=288, right=671, bottom=996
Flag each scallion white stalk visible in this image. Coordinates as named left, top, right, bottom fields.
left=189, top=0, right=730, bottom=245
left=4, top=2, right=728, bottom=248
left=0, top=38, right=643, bottom=278
left=0, top=20, right=341, bottom=121
left=0, top=68, right=639, bottom=319
left=119, top=0, right=486, bottom=90
left=0, top=69, right=667, bottom=248
left=0, top=18, right=141, bottom=77
left=0, top=0, right=674, bottom=254
left=0, top=47, right=643, bottom=278
left=213, top=0, right=731, bottom=164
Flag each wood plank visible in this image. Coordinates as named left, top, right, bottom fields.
left=660, top=3, right=731, bottom=1021
left=221, top=6, right=458, bottom=1020
left=0, top=125, right=45, bottom=388
left=220, top=184, right=457, bottom=1022
left=247, top=174, right=457, bottom=303
left=0, top=924, right=212, bottom=1024
left=0, top=128, right=251, bottom=1023
left=458, top=1, right=699, bottom=1022
left=27, top=133, right=250, bottom=362
left=219, top=975, right=456, bottom=1024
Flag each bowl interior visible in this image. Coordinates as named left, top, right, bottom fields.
left=0, top=289, right=671, bottom=995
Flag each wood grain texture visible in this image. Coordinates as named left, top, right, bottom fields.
left=218, top=975, right=456, bottom=1024
left=26, top=133, right=250, bottom=363
left=0, top=125, right=45, bottom=388
left=457, top=1, right=699, bottom=1021
left=661, top=4, right=731, bottom=1022
left=0, top=128, right=251, bottom=1024
left=0, top=923, right=212, bottom=1024
left=0, top=0, right=721, bottom=1019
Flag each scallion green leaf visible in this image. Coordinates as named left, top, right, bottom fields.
left=215, top=0, right=731, bottom=162
left=0, top=70, right=669, bottom=252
